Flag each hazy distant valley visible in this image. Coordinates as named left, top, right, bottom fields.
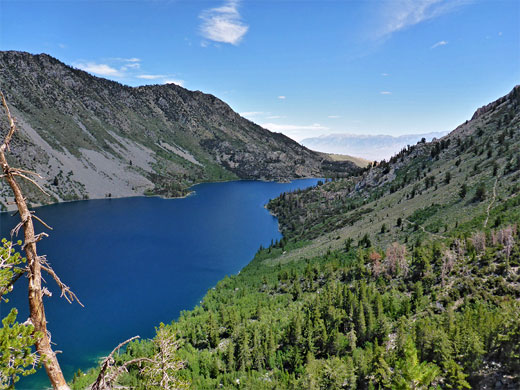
left=301, top=131, right=448, bottom=161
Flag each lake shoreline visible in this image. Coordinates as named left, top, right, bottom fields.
left=0, top=177, right=321, bottom=213
left=2, top=178, right=322, bottom=390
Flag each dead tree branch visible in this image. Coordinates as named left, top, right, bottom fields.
left=40, top=260, right=84, bottom=307
left=91, top=336, right=153, bottom=390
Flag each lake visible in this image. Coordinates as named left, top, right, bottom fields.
left=0, top=179, right=320, bottom=389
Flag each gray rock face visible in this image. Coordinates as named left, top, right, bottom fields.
left=0, top=51, right=357, bottom=209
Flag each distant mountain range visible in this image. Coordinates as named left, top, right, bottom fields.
left=0, top=51, right=356, bottom=209
left=301, top=131, right=448, bottom=161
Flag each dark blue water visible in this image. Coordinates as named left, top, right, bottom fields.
left=0, top=179, right=319, bottom=389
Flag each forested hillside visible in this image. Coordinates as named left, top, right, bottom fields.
left=268, top=86, right=520, bottom=255
left=71, top=223, right=520, bottom=389
left=69, top=87, right=520, bottom=389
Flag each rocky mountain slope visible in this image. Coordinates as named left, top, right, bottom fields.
left=268, top=85, right=520, bottom=256
left=71, top=86, right=520, bottom=389
left=0, top=51, right=356, bottom=210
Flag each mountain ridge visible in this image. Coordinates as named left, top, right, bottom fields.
left=268, top=84, right=520, bottom=258
left=70, top=85, right=520, bottom=389
left=0, top=51, right=356, bottom=210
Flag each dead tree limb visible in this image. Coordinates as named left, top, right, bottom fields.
left=0, top=90, right=72, bottom=390
left=91, top=336, right=153, bottom=390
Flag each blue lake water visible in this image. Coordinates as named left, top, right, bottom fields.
left=0, top=179, right=319, bottom=389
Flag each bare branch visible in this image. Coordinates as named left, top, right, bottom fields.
left=31, top=212, right=53, bottom=230
left=0, top=91, right=17, bottom=152
left=21, top=232, right=49, bottom=250
left=107, top=336, right=141, bottom=361
left=41, top=262, right=84, bottom=307
left=91, top=336, right=145, bottom=390
left=11, top=221, right=24, bottom=238
left=12, top=170, right=50, bottom=196
left=10, top=167, right=45, bottom=179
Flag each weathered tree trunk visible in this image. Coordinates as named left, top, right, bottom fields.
left=0, top=91, right=70, bottom=390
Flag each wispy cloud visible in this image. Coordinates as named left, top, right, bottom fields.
left=110, top=57, right=141, bottom=64
left=380, top=91, right=392, bottom=95
left=376, top=0, right=470, bottom=39
left=122, top=63, right=141, bottom=71
left=239, top=111, right=264, bottom=118
left=137, top=74, right=167, bottom=80
left=199, top=0, right=249, bottom=45
left=261, top=123, right=328, bottom=132
left=431, top=40, right=448, bottom=48
left=75, top=62, right=122, bottom=77
left=328, top=115, right=341, bottom=119
left=278, top=95, right=286, bottom=100
left=381, top=73, right=389, bottom=77
left=74, top=58, right=185, bottom=87
left=260, top=122, right=330, bottom=141
left=164, top=79, right=185, bottom=87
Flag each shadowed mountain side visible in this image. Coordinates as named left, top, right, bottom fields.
left=0, top=51, right=357, bottom=210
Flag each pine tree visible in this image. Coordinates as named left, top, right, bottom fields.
left=0, top=240, right=39, bottom=389
left=252, top=327, right=264, bottom=371
left=238, top=328, right=252, bottom=371
left=392, top=337, right=440, bottom=389
left=226, top=339, right=235, bottom=372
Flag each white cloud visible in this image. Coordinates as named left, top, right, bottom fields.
left=260, top=122, right=329, bottom=141
left=239, top=111, right=264, bottom=117
left=137, top=74, right=167, bottom=80
left=199, top=0, right=249, bottom=45
left=380, top=91, right=392, bottom=95
left=75, top=62, right=122, bottom=77
left=267, top=115, right=281, bottom=119
left=75, top=58, right=185, bottom=87
left=381, top=73, right=389, bottom=76
left=278, top=95, right=286, bottom=100
left=58, top=43, right=66, bottom=49
left=110, top=57, right=141, bottom=63
left=123, top=63, right=141, bottom=70
left=261, top=123, right=328, bottom=132
left=164, top=79, right=185, bottom=87
left=498, top=31, right=503, bottom=36
left=431, top=40, right=448, bottom=48
left=377, top=0, right=470, bottom=38
left=328, top=115, right=341, bottom=119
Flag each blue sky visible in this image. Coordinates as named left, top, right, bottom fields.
left=0, top=0, right=518, bottom=141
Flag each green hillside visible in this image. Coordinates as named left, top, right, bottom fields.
left=70, top=86, right=520, bottom=389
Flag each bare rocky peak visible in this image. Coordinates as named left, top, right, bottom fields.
left=471, top=85, right=520, bottom=121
